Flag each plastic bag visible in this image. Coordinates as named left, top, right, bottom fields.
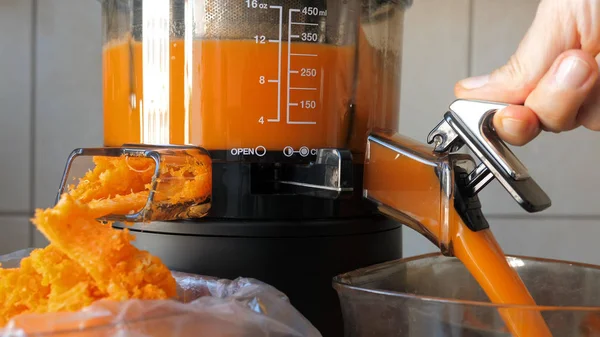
left=0, top=249, right=322, bottom=337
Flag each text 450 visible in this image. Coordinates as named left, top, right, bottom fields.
left=302, top=7, right=326, bottom=16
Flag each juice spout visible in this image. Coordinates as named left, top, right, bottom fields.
left=363, top=99, right=553, bottom=255
left=363, top=129, right=487, bottom=254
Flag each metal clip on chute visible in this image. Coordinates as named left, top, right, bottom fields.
left=56, top=145, right=212, bottom=222
left=428, top=99, right=551, bottom=213
left=277, top=149, right=354, bottom=199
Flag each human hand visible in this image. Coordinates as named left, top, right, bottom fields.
left=455, top=0, right=600, bottom=146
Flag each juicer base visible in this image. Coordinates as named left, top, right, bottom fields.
left=118, top=216, right=402, bottom=337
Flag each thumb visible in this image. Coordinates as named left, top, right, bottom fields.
left=455, top=0, right=575, bottom=104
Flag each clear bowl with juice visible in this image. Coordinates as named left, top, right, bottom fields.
left=334, top=253, right=600, bottom=337
left=101, top=0, right=407, bottom=158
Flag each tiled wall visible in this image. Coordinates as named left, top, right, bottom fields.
left=1, top=0, right=599, bottom=263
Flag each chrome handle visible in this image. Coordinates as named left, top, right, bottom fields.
left=427, top=99, right=551, bottom=213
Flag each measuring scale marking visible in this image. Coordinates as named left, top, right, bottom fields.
left=256, top=3, right=325, bottom=125
left=287, top=8, right=318, bottom=125
left=267, top=5, right=283, bottom=122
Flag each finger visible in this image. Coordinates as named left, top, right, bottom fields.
left=492, top=105, right=541, bottom=146
left=524, top=50, right=598, bottom=132
left=577, top=54, right=600, bottom=131
left=454, top=75, right=528, bottom=105
left=456, top=0, right=577, bottom=102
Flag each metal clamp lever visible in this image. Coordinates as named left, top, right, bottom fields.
left=277, top=148, right=354, bottom=199
left=427, top=99, right=551, bottom=213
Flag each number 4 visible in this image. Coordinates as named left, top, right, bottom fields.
left=258, top=116, right=265, bottom=124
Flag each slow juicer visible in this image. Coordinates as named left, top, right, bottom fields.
left=96, top=0, right=405, bottom=335
left=57, top=0, right=552, bottom=335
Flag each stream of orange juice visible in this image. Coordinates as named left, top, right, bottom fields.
left=104, top=37, right=551, bottom=336
left=453, top=222, right=552, bottom=336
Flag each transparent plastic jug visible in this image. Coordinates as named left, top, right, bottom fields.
left=334, top=253, right=600, bottom=337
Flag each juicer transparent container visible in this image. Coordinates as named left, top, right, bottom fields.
left=100, top=0, right=409, bottom=157
left=333, top=253, right=600, bottom=337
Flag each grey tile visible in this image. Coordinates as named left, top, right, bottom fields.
left=399, top=0, right=471, bottom=140
left=489, top=216, right=600, bottom=265
left=0, top=216, right=31, bottom=255
left=471, top=0, right=600, bottom=216
left=35, top=0, right=103, bottom=209
left=0, top=0, right=33, bottom=212
left=470, top=0, right=541, bottom=77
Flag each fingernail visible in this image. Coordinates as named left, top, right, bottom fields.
left=459, top=75, right=490, bottom=90
left=554, top=56, right=592, bottom=89
left=500, top=117, right=531, bottom=138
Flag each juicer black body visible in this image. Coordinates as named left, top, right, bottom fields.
left=117, top=152, right=403, bottom=337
